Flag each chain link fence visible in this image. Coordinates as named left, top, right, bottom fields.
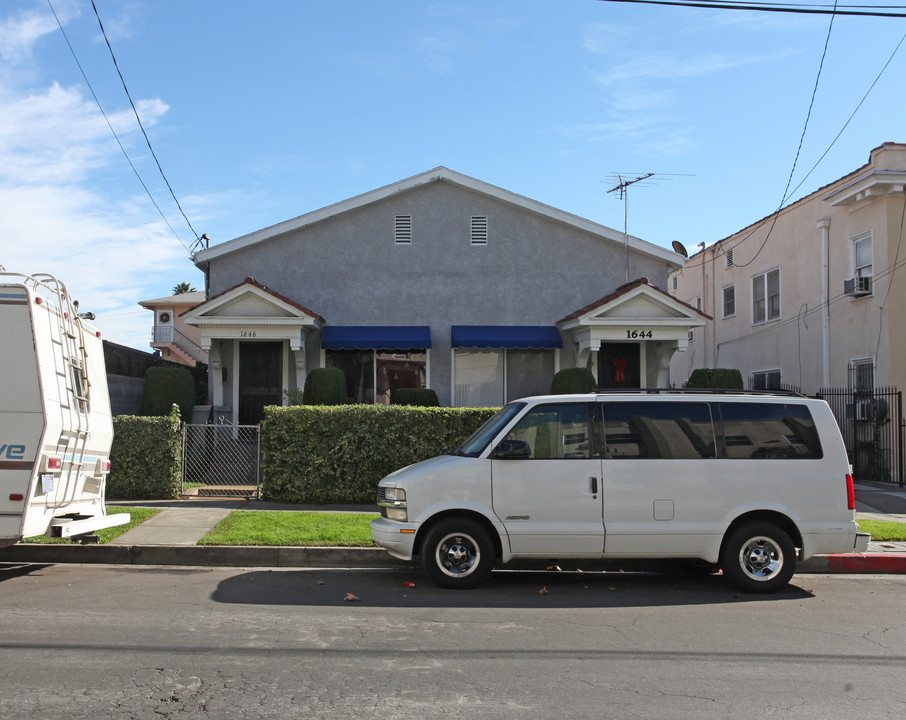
left=182, top=423, right=261, bottom=498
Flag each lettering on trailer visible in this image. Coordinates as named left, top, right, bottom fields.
left=1, top=444, right=26, bottom=460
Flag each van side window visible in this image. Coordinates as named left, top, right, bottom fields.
left=718, top=403, right=823, bottom=459
left=602, top=402, right=715, bottom=459
left=503, top=403, right=592, bottom=459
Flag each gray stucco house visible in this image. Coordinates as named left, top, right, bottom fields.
left=188, top=167, right=704, bottom=423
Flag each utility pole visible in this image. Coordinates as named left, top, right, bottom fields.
left=606, top=173, right=654, bottom=283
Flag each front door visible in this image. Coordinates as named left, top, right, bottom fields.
left=239, top=342, right=282, bottom=425
left=491, top=402, right=604, bottom=555
left=599, top=342, right=640, bottom=389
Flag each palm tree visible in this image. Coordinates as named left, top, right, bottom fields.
left=172, top=282, right=197, bottom=295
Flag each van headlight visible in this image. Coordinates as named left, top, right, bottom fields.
left=379, top=487, right=408, bottom=522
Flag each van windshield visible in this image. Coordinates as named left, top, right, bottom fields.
left=455, top=403, right=526, bottom=457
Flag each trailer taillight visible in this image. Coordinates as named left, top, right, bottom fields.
left=47, top=457, right=63, bottom=470
left=96, top=459, right=111, bottom=474
left=35, top=297, right=43, bottom=305
left=10, top=494, right=24, bottom=501
left=846, top=473, right=855, bottom=510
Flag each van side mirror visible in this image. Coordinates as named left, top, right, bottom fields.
left=493, top=439, right=531, bottom=459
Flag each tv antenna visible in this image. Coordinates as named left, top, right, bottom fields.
left=605, top=172, right=692, bottom=282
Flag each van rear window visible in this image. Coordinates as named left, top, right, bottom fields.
left=718, top=403, right=823, bottom=459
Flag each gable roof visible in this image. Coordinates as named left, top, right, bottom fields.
left=193, top=167, right=682, bottom=267
left=558, top=277, right=711, bottom=326
left=182, top=276, right=324, bottom=324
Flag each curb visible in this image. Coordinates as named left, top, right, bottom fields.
left=0, top=545, right=407, bottom=568
left=3, top=545, right=906, bottom=574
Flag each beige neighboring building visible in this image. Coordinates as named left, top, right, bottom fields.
left=138, top=291, right=208, bottom=367
left=669, top=142, right=906, bottom=394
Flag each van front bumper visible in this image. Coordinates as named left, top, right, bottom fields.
left=370, top=517, right=418, bottom=561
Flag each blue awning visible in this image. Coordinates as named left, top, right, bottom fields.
left=322, top=326, right=431, bottom=350
left=451, top=326, right=562, bottom=349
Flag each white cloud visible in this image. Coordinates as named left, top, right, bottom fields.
left=0, top=3, right=197, bottom=350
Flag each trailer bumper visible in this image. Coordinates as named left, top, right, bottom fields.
left=49, top=513, right=131, bottom=539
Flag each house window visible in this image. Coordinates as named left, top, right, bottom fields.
left=849, top=358, right=875, bottom=392
left=722, top=284, right=736, bottom=319
left=394, top=215, right=412, bottom=244
left=326, top=349, right=427, bottom=404
left=751, top=369, right=781, bottom=390
left=854, top=231, right=873, bottom=283
left=752, top=268, right=780, bottom=324
left=453, top=348, right=554, bottom=407
left=470, top=216, right=488, bottom=245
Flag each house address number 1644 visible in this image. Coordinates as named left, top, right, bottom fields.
left=626, top=330, right=654, bottom=339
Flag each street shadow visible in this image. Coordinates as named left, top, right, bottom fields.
left=0, top=562, right=53, bottom=582
left=211, top=566, right=815, bottom=609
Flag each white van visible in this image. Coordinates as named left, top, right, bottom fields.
left=371, top=391, right=871, bottom=592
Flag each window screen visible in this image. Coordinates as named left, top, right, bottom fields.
left=602, top=402, right=715, bottom=459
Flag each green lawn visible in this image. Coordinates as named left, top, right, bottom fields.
left=856, top=518, right=906, bottom=542
left=22, top=507, right=160, bottom=544
left=199, top=510, right=380, bottom=546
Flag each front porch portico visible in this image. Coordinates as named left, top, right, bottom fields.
left=558, top=278, right=709, bottom=389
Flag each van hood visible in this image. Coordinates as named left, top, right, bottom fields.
left=381, top=454, right=461, bottom=484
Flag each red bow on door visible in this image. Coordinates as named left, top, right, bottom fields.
left=613, top=357, right=628, bottom=383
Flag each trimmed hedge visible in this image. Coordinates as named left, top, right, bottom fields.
left=391, top=387, right=440, bottom=406
left=686, top=368, right=744, bottom=389
left=302, top=367, right=347, bottom=405
left=261, top=405, right=498, bottom=503
left=550, top=367, right=597, bottom=394
left=108, top=408, right=182, bottom=499
left=140, top=366, right=196, bottom=422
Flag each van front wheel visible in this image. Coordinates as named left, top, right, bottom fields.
left=421, top=518, right=494, bottom=589
left=721, top=522, right=795, bottom=593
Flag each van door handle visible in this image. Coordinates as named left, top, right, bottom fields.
left=589, top=476, right=598, bottom=495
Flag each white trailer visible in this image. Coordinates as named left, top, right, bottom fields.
left=1, top=272, right=129, bottom=546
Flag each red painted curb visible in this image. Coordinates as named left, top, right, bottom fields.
left=824, top=554, right=906, bottom=573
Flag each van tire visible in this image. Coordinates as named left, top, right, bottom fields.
left=721, top=522, right=795, bottom=593
left=421, top=518, right=494, bottom=589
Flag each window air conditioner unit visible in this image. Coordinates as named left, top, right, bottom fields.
left=843, top=276, right=872, bottom=296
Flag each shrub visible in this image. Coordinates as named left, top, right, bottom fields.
left=391, top=387, right=439, bottom=406
left=550, top=367, right=597, bottom=394
left=261, top=405, right=497, bottom=503
left=140, top=366, right=195, bottom=421
left=108, top=407, right=182, bottom=498
left=686, top=368, right=744, bottom=389
left=302, top=367, right=347, bottom=405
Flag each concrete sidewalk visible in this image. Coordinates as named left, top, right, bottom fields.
left=2, top=482, right=906, bottom=574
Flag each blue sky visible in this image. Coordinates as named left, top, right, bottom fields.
left=2, top=0, right=905, bottom=349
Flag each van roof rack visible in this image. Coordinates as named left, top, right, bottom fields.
left=589, top=387, right=807, bottom=398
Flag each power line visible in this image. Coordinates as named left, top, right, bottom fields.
left=597, top=0, right=906, bottom=17
left=90, top=0, right=200, bottom=242
left=45, top=0, right=190, bottom=252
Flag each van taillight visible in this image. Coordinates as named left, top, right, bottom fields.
left=846, top=474, right=855, bottom=510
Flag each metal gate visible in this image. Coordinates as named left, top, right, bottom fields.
left=817, top=386, right=904, bottom=487
left=182, top=423, right=261, bottom=498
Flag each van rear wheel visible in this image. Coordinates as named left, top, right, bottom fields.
left=421, top=518, right=494, bottom=589
left=721, top=522, right=795, bottom=593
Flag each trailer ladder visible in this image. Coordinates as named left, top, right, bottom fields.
left=30, top=274, right=93, bottom=509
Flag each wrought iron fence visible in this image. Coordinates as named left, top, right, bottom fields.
left=816, top=386, right=904, bottom=487
left=182, top=423, right=261, bottom=497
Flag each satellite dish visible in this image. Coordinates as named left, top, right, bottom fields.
left=671, top=240, right=688, bottom=258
